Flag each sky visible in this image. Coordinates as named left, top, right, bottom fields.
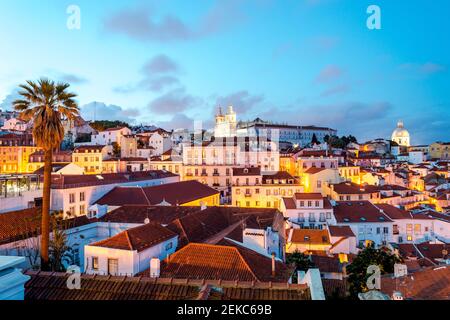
left=0, top=0, right=449, bottom=144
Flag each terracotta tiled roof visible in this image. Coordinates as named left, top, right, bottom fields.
left=380, top=266, right=450, bottom=300
left=232, top=167, right=261, bottom=176
left=304, top=167, right=327, bottom=174
left=288, top=228, right=330, bottom=245
left=0, top=208, right=41, bottom=244
left=166, top=206, right=280, bottom=248
left=282, top=197, right=296, bottom=209
left=51, top=170, right=177, bottom=189
left=262, top=171, right=295, bottom=182
left=95, top=180, right=218, bottom=206
left=294, top=193, right=323, bottom=200
left=328, top=225, right=355, bottom=238
left=0, top=208, right=92, bottom=245
left=74, top=145, right=106, bottom=152
left=332, top=182, right=380, bottom=195
left=310, top=255, right=344, bottom=273
left=24, top=271, right=310, bottom=300
left=145, top=241, right=293, bottom=283
left=333, top=201, right=393, bottom=223
left=89, top=223, right=177, bottom=252
left=322, top=279, right=348, bottom=299
left=376, top=204, right=415, bottom=220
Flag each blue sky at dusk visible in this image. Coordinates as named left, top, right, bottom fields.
left=0, top=0, right=449, bottom=144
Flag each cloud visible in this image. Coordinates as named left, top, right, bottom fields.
left=320, top=84, right=350, bottom=97
left=156, top=114, right=195, bottom=130
left=148, top=88, right=201, bottom=114
left=0, top=89, right=21, bottom=110
left=55, top=72, right=88, bottom=85
left=315, top=65, right=343, bottom=83
left=214, top=90, right=265, bottom=115
left=114, top=55, right=181, bottom=93
left=103, top=1, right=245, bottom=42
left=399, top=62, right=446, bottom=75
left=142, top=54, right=180, bottom=74
left=80, top=101, right=140, bottom=123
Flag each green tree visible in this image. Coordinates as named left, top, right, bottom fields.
left=286, top=250, right=315, bottom=282
left=112, top=142, right=121, bottom=157
left=90, top=120, right=129, bottom=132
left=13, top=79, right=79, bottom=270
left=346, top=244, right=401, bottom=298
left=311, top=133, right=320, bottom=145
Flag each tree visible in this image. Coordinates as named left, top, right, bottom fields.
left=112, top=142, right=121, bottom=157
left=90, top=120, right=129, bottom=132
left=346, top=244, right=401, bottom=298
left=13, top=78, right=79, bottom=270
left=311, top=133, right=320, bottom=145
left=286, top=250, right=315, bottom=283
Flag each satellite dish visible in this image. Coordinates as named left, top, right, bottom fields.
left=144, top=218, right=150, bottom=224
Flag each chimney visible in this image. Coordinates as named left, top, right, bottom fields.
left=150, top=258, right=160, bottom=278
left=271, top=253, right=276, bottom=277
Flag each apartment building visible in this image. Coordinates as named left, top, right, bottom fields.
left=231, top=168, right=303, bottom=209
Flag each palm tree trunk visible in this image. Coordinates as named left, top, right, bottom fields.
left=41, top=148, right=52, bottom=271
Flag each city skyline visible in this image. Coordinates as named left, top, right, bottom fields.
left=0, top=0, right=449, bottom=145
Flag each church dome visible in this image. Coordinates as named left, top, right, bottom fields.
left=391, top=120, right=410, bottom=146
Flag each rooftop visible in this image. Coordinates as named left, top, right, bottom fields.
left=24, top=271, right=310, bottom=300
left=89, top=223, right=177, bottom=252
left=333, top=201, right=393, bottom=223
left=95, top=180, right=219, bottom=206
left=51, top=170, right=177, bottom=189
left=142, top=240, right=293, bottom=283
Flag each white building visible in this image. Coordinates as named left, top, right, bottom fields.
left=281, top=193, right=336, bottom=228
left=50, top=171, right=179, bottom=218
left=84, top=223, right=178, bottom=276
left=238, top=118, right=337, bottom=147
left=92, top=127, right=132, bottom=146
left=214, top=106, right=237, bottom=138
left=1, top=118, right=28, bottom=132
left=333, top=201, right=393, bottom=248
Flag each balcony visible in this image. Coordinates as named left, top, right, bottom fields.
left=212, top=183, right=220, bottom=187
left=319, top=218, right=326, bottom=223
left=213, top=172, right=220, bottom=176
left=185, top=173, right=193, bottom=177
left=245, top=193, right=252, bottom=197
left=308, top=218, right=316, bottom=223
left=201, top=173, right=208, bottom=177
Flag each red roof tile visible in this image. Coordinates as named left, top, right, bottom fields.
left=145, top=241, right=293, bottom=283
left=381, top=266, right=450, bottom=300
left=333, top=201, right=393, bottom=223
left=328, top=225, right=355, bottom=238
left=90, top=223, right=177, bottom=252
left=95, top=180, right=218, bottom=206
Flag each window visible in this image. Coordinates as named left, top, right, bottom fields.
left=165, top=242, right=173, bottom=251
left=383, top=227, right=389, bottom=234
left=107, top=259, right=119, bottom=276
left=266, top=201, right=271, bottom=207
left=69, top=193, right=75, bottom=204
left=92, top=257, right=99, bottom=270
left=317, top=180, right=322, bottom=188
left=315, top=201, right=320, bottom=207
left=326, top=212, right=332, bottom=219
left=255, top=201, right=260, bottom=207
left=300, top=201, right=304, bottom=207
left=307, top=201, right=312, bottom=207
left=80, top=192, right=85, bottom=202
left=412, top=224, right=421, bottom=235
left=79, top=205, right=85, bottom=215
left=236, top=189, right=240, bottom=195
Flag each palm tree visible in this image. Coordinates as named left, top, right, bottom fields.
left=13, top=78, right=79, bottom=270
